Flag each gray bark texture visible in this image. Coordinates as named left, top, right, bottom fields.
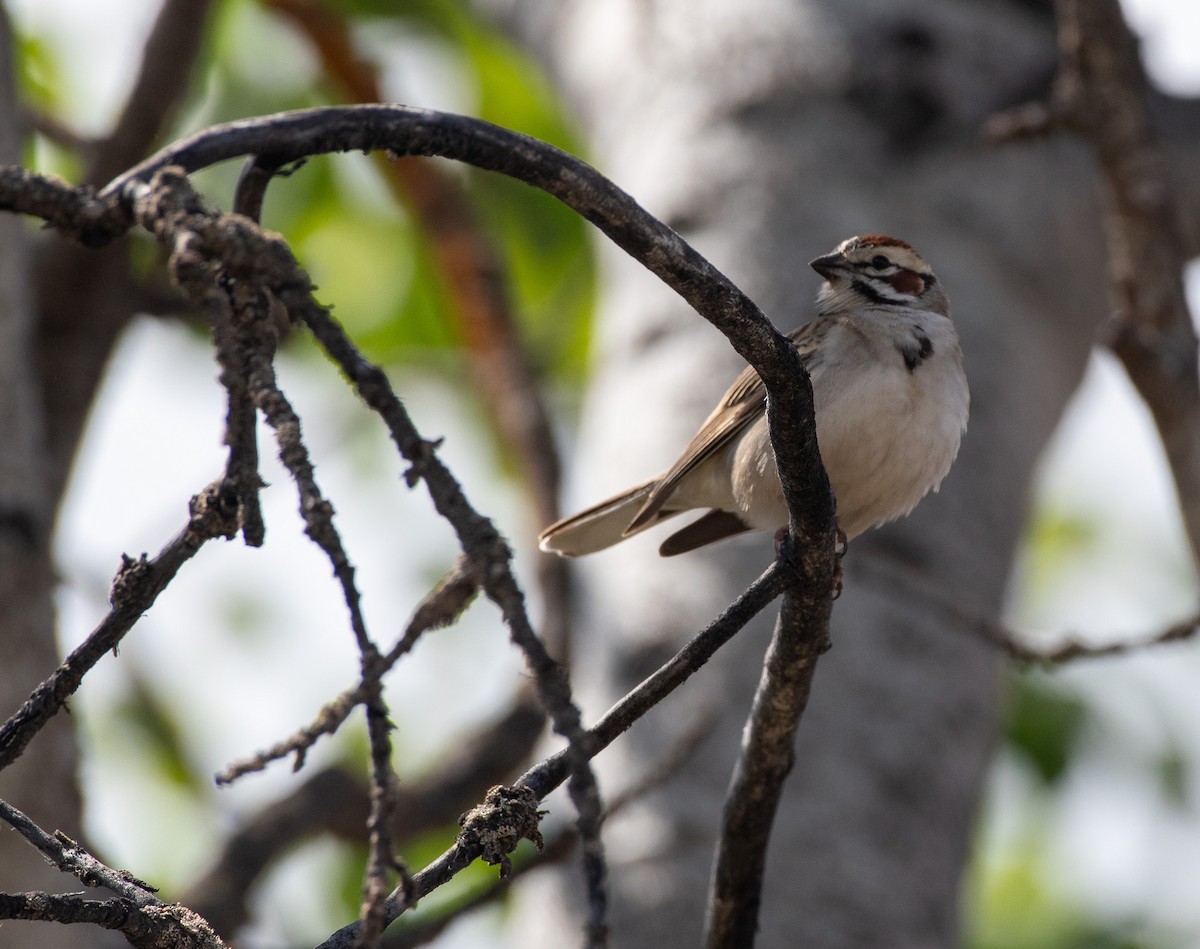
left=488, top=0, right=1200, bottom=946
left=0, top=10, right=95, bottom=949
left=0, top=1, right=210, bottom=944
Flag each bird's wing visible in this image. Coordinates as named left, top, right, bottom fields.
left=624, top=322, right=825, bottom=533
left=659, top=509, right=754, bottom=555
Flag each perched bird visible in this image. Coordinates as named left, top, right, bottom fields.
left=538, top=235, right=968, bottom=558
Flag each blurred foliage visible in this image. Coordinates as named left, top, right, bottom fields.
left=12, top=0, right=590, bottom=938
left=1156, top=745, right=1190, bottom=809
left=111, top=672, right=209, bottom=798
left=16, top=0, right=594, bottom=382
left=12, top=27, right=61, bottom=113
left=970, top=844, right=1163, bottom=949
left=14, top=0, right=1195, bottom=946
left=1005, top=675, right=1088, bottom=785
left=199, top=0, right=594, bottom=385
left=1019, top=504, right=1100, bottom=606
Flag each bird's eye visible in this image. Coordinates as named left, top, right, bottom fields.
left=871, top=255, right=890, bottom=270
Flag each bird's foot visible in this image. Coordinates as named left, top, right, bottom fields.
left=831, top=524, right=847, bottom=599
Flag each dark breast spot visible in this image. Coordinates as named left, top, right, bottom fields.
left=899, top=327, right=934, bottom=372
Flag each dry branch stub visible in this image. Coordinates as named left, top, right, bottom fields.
left=457, top=785, right=546, bottom=880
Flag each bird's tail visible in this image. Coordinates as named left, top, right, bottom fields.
left=538, top=480, right=670, bottom=556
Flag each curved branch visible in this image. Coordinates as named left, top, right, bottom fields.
left=101, top=106, right=797, bottom=391
left=5, top=103, right=838, bottom=942
left=104, top=102, right=837, bottom=612
left=84, top=0, right=216, bottom=186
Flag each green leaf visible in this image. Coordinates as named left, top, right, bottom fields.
left=1005, top=676, right=1087, bottom=785
left=111, top=673, right=206, bottom=796
left=1157, top=744, right=1190, bottom=809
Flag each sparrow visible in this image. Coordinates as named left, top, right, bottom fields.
left=538, top=235, right=968, bottom=558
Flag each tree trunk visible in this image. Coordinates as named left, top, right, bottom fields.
left=489, top=1, right=1197, bottom=944
left=0, top=10, right=98, bottom=949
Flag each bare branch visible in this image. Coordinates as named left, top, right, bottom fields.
left=99, top=107, right=798, bottom=395
left=0, top=799, right=157, bottom=904
left=0, top=799, right=226, bottom=948
left=377, top=713, right=717, bottom=949
left=0, top=480, right=238, bottom=772
left=123, top=164, right=609, bottom=943
left=262, top=0, right=573, bottom=659
left=989, top=0, right=1200, bottom=572
left=188, top=698, right=544, bottom=937
left=0, top=891, right=223, bottom=949
left=524, top=562, right=788, bottom=796
left=858, top=553, right=1200, bottom=665
left=217, top=557, right=482, bottom=783
left=145, top=175, right=406, bottom=945
left=4, top=104, right=835, bottom=943
left=84, top=0, right=216, bottom=186
left=316, top=561, right=786, bottom=948
left=703, top=541, right=834, bottom=948
left=0, top=166, right=128, bottom=245
left=999, top=612, right=1200, bottom=665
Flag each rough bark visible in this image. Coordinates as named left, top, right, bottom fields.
left=484, top=0, right=1191, bottom=945
left=0, top=3, right=212, bottom=946
left=0, top=9, right=93, bottom=949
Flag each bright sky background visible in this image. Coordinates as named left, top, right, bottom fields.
left=6, top=0, right=1200, bottom=945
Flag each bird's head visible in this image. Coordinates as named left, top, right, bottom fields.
left=811, top=235, right=948, bottom=317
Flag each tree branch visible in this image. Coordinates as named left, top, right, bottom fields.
left=0, top=480, right=239, bottom=772
left=0, top=799, right=226, bottom=948
left=989, top=0, right=1200, bottom=573
left=703, top=557, right=833, bottom=948
left=5, top=104, right=835, bottom=943
left=0, top=892, right=221, bottom=949
left=857, top=552, right=1200, bottom=666
left=263, top=0, right=575, bottom=663
left=124, top=164, right=613, bottom=945
left=317, top=561, right=786, bottom=948
left=84, top=0, right=216, bottom=186
left=186, top=697, right=545, bottom=937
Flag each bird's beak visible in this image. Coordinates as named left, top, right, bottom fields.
left=809, top=252, right=845, bottom=279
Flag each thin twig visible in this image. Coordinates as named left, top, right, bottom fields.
left=264, top=0, right=573, bottom=658
left=0, top=798, right=227, bottom=947
left=520, top=562, right=787, bottom=800
left=189, top=698, right=544, bottom=938
left=150, top=185, right=403, bottom=946
left=316, top=561, right=785, bottom=949
left=378, top=710, right=718, bottom=949
left=216, top=557, right=481, bottom=783
left=0, top=799, right=157, bottom=904
left=856, top=552, right=1200, bottom=665
left=0, top=480, right=239, bottom=772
